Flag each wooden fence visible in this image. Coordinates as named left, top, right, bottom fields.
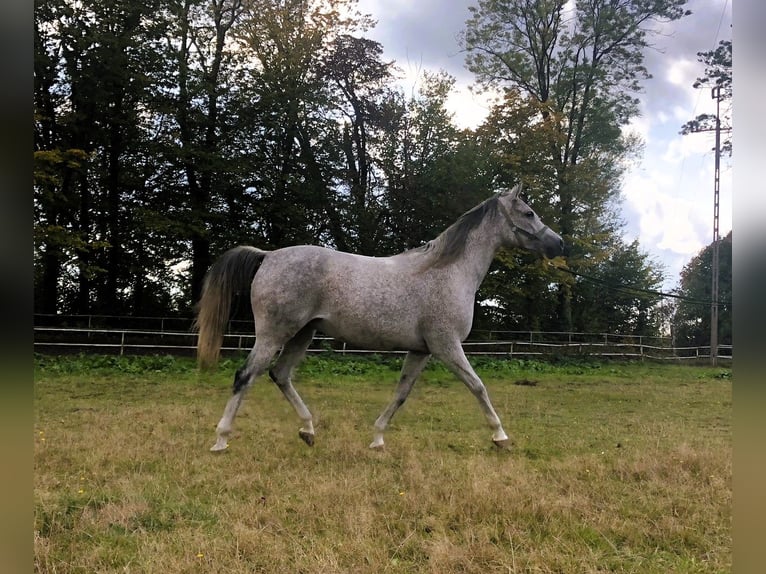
left=33, top=315, right=732, bottom=363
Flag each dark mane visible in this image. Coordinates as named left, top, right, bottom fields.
left=413, top=195, right=500, bottom=268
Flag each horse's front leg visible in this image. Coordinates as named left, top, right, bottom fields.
left=432, top=343, right=510, bottom=448
left=370, top=351, right=430, bottom=449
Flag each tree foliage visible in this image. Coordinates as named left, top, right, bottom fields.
left=680, top=39, right=732, bottom=156
left=34, top=0, right=171, bottom=315
left=461, top=0, right=680, bottom=332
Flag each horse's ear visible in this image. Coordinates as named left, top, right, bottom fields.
left=509, top=183, right=522, bottom=199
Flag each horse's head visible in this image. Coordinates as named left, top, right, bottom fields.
left=496, top=184, right=565, bottom=259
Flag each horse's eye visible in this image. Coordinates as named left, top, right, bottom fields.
left=525, top=211, right=535, bottom=218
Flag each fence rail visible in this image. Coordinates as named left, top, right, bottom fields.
left=33, top=324, right=733, bottom=363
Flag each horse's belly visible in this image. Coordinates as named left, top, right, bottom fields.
left=315, top=315, right=428, bottom=353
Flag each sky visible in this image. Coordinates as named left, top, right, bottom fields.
left=355, top=0, right=733, bottom=291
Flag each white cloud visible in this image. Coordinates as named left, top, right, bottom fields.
left=661, top=130, right=714, bottom=164
left=666, top=57, right=697, bottom=88
left=621, top=171, right=707, bottom=284
left=621, top=130, right=730, bottom=288
left=445, top=86, right=494, bottom=129
left=623, top=115, right=651, bottom=145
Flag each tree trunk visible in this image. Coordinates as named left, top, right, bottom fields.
left=75, top=170, right=91, bottom=314
left=185, top=0, right=238, bottom=304
left=40, top=244, right=60, bottom=315
left=103, top=91, right=125, bottom=312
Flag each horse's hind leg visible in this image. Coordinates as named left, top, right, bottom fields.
left=269, top=324, right=317, bottom=446
left=370, top=351, right=430, bottom=449
left=211, top=340, right=281, bottom=452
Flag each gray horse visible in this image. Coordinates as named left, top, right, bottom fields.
left=195, top=184, right=564, bottom=451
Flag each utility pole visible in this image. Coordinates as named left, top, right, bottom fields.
left=710, top=86, right=722, bottom=367
left=688, top=86, right=727, bottom=366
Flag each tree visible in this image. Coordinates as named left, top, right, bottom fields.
left=461, top=0, right=687, bottom=330
left=571, top=240, right=664, bottom=336
left=374, top=72, right=494, bottom=255
left=162, top=0, right=247, bottom=305
left=672, top=231, right=732, bottom=348
left=226, top=0, right=371, bottom=250
left=680, top=39, right=732, bottom=155
left=34, top=0, right=168, bottom=315
left=473, top=87, right=661, bottom=334
left=318, top=33, right=395, bottom=254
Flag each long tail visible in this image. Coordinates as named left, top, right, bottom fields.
left=193, top=246, right=268, bottom=369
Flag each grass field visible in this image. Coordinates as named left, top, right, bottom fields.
left=34, top=354, right=732, bottom=573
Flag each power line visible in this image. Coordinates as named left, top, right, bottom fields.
left=713, top=0, right=730, bottom=46
left=550, top=263, right=726, bottom=307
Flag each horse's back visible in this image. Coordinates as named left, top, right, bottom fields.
left=251, top=245, right=437, bottom=351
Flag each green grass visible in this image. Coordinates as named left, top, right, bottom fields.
left=34, top=354, right=732, bottom=573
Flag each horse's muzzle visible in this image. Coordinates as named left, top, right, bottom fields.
left=543, top=231, right=565, bottom=259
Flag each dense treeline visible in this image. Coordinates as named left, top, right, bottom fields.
left=34, top=0, right=690, bottom=337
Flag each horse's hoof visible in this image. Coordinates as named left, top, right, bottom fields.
left=492, top=438, right=512, bottom=450
left=210, top=441, right=229, bottom=452
left=369, top=433, right=385, bottom=450
left=299, top=430, right=315, bottom=446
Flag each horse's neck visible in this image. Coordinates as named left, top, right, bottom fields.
left=452, top=220, right=503, bottom=292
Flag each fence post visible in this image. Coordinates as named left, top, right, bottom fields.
left=120, top=331, right=125, bottom=356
